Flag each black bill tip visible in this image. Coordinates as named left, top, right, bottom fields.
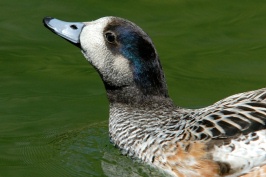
left=43, top=17, right=53, bottom=28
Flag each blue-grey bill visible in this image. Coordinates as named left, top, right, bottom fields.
left=43, top=17, right=85, bottom=44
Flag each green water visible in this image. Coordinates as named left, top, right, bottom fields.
left=1, top=0, right=266, bottom=176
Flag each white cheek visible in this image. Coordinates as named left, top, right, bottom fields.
left=113, top=55, right=133, bottom=78
left=79, top=17, right=133, bottom=86
left=80, top=26, right=107, bottom=68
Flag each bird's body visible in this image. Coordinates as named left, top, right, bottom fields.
left=43, top=16, right=266, bottom=177
left=109, top=88, right=266, bottom=177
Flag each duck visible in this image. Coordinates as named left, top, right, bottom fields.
left=43, top=16, right=266, bottom=177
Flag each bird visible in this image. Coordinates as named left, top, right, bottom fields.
left=43, top=16, right=266, bottom=177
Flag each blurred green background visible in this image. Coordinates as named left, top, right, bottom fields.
left=1, top=0, right=266, bottom=176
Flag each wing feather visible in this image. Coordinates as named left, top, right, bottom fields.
left=188, top=88, right=266, bottom=140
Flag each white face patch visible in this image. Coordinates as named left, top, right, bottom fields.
left=79, top=17, right=133, bottom=86
left=80, top=17, right=110, bottom=68
left=113, top=55, right=131, bottom=75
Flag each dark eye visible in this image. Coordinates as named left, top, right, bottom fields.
left=105, top=32, right=116, bottom=44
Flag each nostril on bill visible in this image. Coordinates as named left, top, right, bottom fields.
left=70, top=25, right=78, bottom=30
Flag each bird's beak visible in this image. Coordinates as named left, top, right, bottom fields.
left=43, top=17, right=85, bottom=47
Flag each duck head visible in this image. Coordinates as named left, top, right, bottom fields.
left=43, top=17, right=171, bottom=105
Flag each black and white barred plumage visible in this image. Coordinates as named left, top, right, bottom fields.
left=44, top=16, right=266, bottom=177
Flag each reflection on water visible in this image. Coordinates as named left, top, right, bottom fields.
left=0, top=119, right=164, bottom=177
left=1, top=0, right=266, bottom=176
left=51, top=121, right=109, bottom=177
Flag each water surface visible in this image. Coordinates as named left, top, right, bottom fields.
left=1, top=0, right=266, bottom=176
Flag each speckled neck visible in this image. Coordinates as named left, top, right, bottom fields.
left=105, top=83, right=175, bottom=107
